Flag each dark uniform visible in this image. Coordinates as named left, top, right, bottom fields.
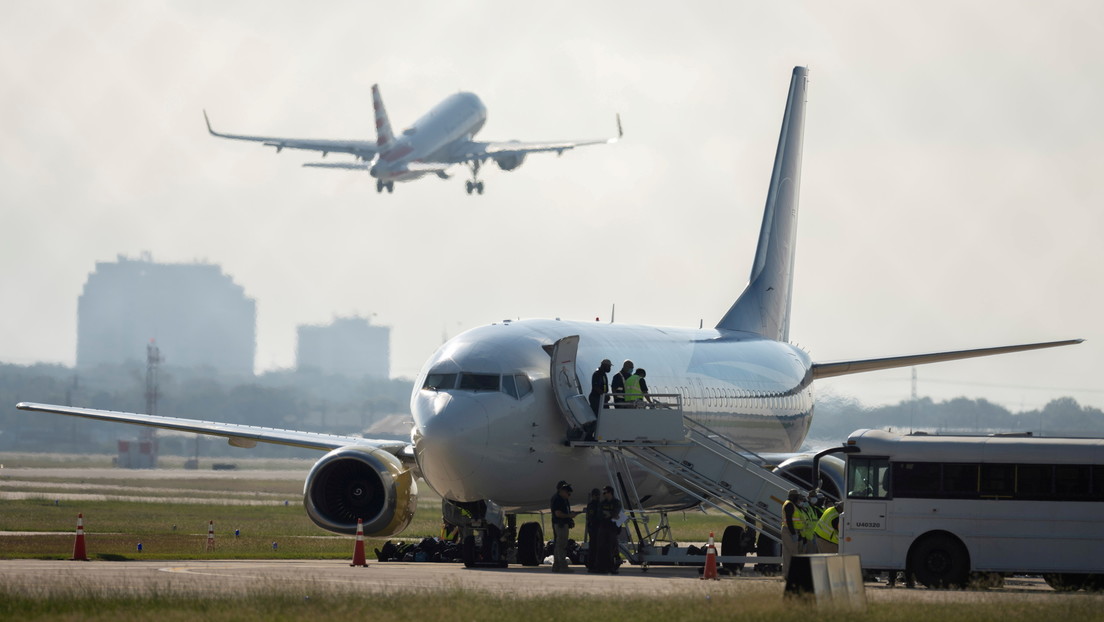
left=584, top=489, right=601, bottom=571
left=610, top=360, right=633, bottom=408
left=589, top=359, right=612, bottom=416
left=595, top=486, right=623, bottom=574
left=550, top=481, right=577, bottom=572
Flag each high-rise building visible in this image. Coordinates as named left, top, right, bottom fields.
left=77, top=253, right=255, bottom=376
left=297, top=315, right=390, bottom=378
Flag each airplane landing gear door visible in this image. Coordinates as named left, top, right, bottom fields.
left=549, top=335, right=596, bottom=434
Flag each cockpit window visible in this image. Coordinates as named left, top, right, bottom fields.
left=514, top=374, right=532, bottom=398
left=458, top=373, right=500, bottom=392
left=422, top=373, right=457, bottom=391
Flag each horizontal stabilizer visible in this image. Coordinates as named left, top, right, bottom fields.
left=811, top=339, right=1083, bottom=380
left=303, top=162, right=373, bottom=170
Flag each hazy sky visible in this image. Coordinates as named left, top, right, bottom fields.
left=2, top=1, right=1101, bottom=412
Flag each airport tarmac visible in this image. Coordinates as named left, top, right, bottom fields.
left=0, top=559, right=1090, bottom=604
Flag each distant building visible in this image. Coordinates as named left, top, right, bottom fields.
left=297, top=316, right=390, bottom=378
left=77, top=253, right=255, bottom=376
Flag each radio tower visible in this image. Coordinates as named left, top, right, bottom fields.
left=142, top=339, right=161, bottom=467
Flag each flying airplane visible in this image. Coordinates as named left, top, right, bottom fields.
left=204, top=85, right=622, bottom=195
left=21, top=67, right=1080, bottom=567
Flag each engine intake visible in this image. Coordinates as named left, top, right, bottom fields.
left=303, top=446, right=418, bottom=536
left=493, top=152, right=526, bottom=171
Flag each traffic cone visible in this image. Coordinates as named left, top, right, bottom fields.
left=350, top=518, right=368, bottom=567
left=701, top=531, right=719, bottom=580
left=71, top=513, right=89, bottom=561
left=205, top=520, right=215, bottom=552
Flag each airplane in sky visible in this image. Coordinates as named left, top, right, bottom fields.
left=22, top=67, right=1080, bottom=567
left=204, top=85, right=622, bottom=195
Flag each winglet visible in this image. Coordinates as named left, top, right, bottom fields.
left=203, top=110, right=216, bottom=135
left=614, top=113, right=623, bottom=142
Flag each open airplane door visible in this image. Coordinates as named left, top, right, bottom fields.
left=549, top=335, right=596, bottom=432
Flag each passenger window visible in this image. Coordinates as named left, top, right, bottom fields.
left=892, top=462, right=941, bottom=497
left=980, top=464, right=1015, bottom=497
left=423, top=373, right=457, bottom=390
left=458, top=373, right=500, bottom=392
left=1016, top=464, right=1052, bottom=498
left=942, top=464, right=979, bottom=498
left=1055, top=465, right=1091, bottom=498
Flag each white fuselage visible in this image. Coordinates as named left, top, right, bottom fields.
left=409, top=318, right=814, bottom=512
left=371, top=92, right=487, bottom=182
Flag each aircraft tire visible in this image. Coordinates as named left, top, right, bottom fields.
left=720, top=525, right=746, bottom=572
left=516, top=522, right=544, bottom=567
left=461, top=535, right=476, bottom=568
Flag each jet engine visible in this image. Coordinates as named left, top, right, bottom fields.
left=303, top=446, right=418, bottom=536
left=773, top=454, right=846, bottom=501
left=493, top=152, right=526, bottom=171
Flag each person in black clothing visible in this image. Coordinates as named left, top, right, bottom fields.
left=584, top=488, right=601, bottom=572
left=610, top=360, right=634, bottom=407
left=589, top=359, right=612, bottom=416
left=550, top=480, right=579, bottom=573
left=595, top=485, right=623, bottom=574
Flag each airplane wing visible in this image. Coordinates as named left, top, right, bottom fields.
left=302, top=162, right=373, bottom=171
left=204, top=111, right=378, bottom=161
left=811, top=339, right=1084, bottom=380
left=15, top=402, right=411, bottom=457
left=450, top=114, right=623, bottom=162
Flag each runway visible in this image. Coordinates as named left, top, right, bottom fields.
left=0, top=559, right=1081, bottom=603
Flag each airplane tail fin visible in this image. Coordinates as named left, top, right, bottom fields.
left=372, top=84, right=396, bottom=151
left=715, top=66, right=809, bottom=342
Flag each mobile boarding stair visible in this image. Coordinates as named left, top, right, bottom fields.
left=569, top=395, right=791, bottom=571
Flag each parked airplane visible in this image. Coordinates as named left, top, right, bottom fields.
left=22, top=67, right=1079, bottom=565
left=204, top=85, right=622, bottom=195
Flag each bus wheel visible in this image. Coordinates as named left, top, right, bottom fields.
left=516, top=522, right=544, bottom=567
left=721, top=525, right=745, bottom=572
left=908, top=534, right=969, bottom=589
left=1044, top=573, right=1088, bottom=591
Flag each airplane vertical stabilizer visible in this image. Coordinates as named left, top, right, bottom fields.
left=371, top=84, right=396, bottom=150
left=715, top=66, right=808, bottom=342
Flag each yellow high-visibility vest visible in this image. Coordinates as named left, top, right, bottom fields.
left=624, top=374, right=644, bottom=401
left=814, top=506, right=839, bottom=544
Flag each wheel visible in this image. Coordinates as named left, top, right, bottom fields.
left=754, top=533, right=780, bottom=575
left=1044, top=573, right=1088, bottom=591
left=908, top=534, right=970, bottom=589
left=516, top=522, right=544, bottom=567
left=461, top=534, right=476, bottom=568
left=386, top=182, right=394, bottom=193
left=465, top=181, right=474, bottom=194
left=376, top=180, right=384, bottom=193
left=721, top=525, right=746, bottom=571
left=476, top=181, right=484, bottom=194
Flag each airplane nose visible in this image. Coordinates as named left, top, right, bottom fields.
left=412, top=392, right=490, bottom=500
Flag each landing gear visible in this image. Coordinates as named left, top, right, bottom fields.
left=375, top=180, right=394, bottom=193
left=465, top=161, right=485, bottom=194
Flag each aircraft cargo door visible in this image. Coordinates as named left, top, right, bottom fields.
left=549, top=335, right=596, bottom=432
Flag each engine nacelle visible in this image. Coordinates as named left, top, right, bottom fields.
left=773, top=454, right=846, bottom=501
left=493, top=152, right=526, bottom=171
left=303, top=446, right=418, bottom=536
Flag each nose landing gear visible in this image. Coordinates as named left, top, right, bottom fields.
left=465, top=160, right=485, bottom=194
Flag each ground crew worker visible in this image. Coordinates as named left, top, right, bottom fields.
left=595, top=486, right=623, bottom=574
left=799, top=495, right=820, bottom=553
left=610, top=360, right=634, bottom=407
left=780, top=489, right=806, bottom=579
left=439, top=519, right=459, bottom=542
left=813, top=502, right=842, bottom=554
left=623, top=368, right=651, bottom=406
left=550, top=480, right=579, bottom=573
left=584, top=488, right=601, bottom=571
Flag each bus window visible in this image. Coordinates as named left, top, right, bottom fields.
left=1055, top=465, right=1091, bottom=498
left=892, top=462, right=941, bottom=497
left=1016, top=464, right=1052, bottom=498
left=980, top=464, right=1015, bottom=497
left=942, top=463, right=979, bottom=498
left=847, top=457, right=890, bottom=499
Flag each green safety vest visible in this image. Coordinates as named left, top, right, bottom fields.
left=813, top=506, right=839, bottom=544
left=624, top=374, right=644, bottom=401
left=800, top=505, right=820, bottom=539
left=781, top=500, right=806, bottom=534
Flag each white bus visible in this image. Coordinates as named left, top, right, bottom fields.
left=839, top=428, right=1104, bottom=590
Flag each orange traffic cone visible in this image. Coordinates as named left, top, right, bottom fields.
left=350, top=518, right=368, bottom=567
left=205, top=520, right=215, bottom=552
left=701, top=531, right=719, bottom=580
left=71, top=513, right=89, bottom=561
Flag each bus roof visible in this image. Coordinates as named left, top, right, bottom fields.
left=845, top=428, right=1104, bottom=464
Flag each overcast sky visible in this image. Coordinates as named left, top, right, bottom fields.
left=2, top=1, right=1101, bottom=412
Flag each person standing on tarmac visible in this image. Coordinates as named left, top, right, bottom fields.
left=595, top=486, right=623, bottom=574
left=550, top=481, right=580, bottom=573
left=800, top=494, right=821, bottom=553
left=610, top=360, right=634, bottom=408
left=623, top=368, right=652, bottom=407
left=584, top=488, right=602, bottom=572
left=814, top=502, right=842, bottom=554
left=780, top=489, right=806, bottom=579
